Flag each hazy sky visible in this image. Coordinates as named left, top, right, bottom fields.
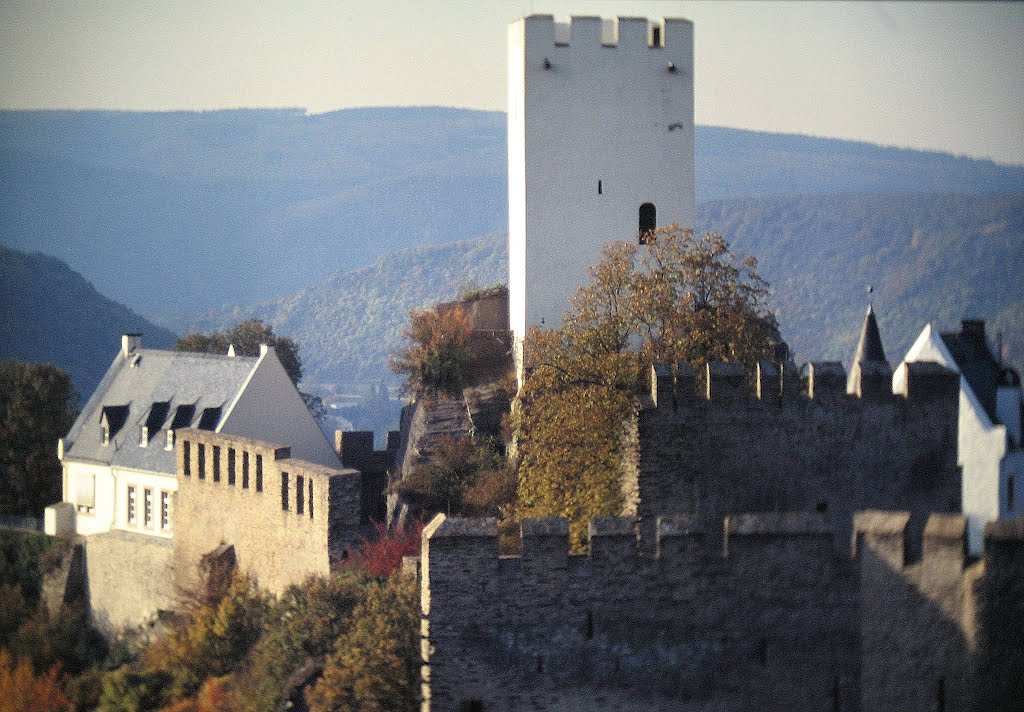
left=2, top=1, right=1022, bottom=164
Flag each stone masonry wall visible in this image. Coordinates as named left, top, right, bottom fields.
left=628, top=362, right=960, bottom=548
left=420, top=510, right=1023, bottom=712
left=420, top=512, right=858, bottom=712
left=173, top=429, right=361, bottom=597
left=85, top=529, right=175, bottom=636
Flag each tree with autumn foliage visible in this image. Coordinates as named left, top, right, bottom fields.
left=0, top=650, right=72, bottom=712
left=305, top=575, right=420, bottom=712
left=390, top=307, right=472, bottom=397
left=515, top=226, right=781, bottom=546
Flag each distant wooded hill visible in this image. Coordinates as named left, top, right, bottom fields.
left=0, top=246, right=176, bottom=401
left=157, top=192, right=1024, bottom=393
left=3, top=108, right=1022, bottom=315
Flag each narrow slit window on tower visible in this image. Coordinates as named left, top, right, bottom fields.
left=242, top=451, right=250, bottom=489
left=639, top=202, right=656, bottom=243
left=256, top=455, right=264, bottom=492
left=308, top=479, right=314, bottom=519
left=296, top=475, right=305, bottom=515
left=281, top=472, right=290, bottom=511
left=183, top=441, right=191, bottom=477
left=598, top=179, right=603, bottom=195
left=212, top=445, right=221, bottom=482
left=197, top=444, right=206, bottom=480
left=652, top=25, right=661, bottom=46
left=228, top=448, right=236, bottom=485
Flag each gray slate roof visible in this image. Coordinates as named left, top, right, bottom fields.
left=64, top=349, right=259, bottom=475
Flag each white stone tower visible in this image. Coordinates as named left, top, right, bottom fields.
left=508, top=15, right=696, bottom=371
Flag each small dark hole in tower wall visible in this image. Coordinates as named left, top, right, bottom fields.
left=585, top=610, right=594, bottom=639
left=816, top=501, right=828, bottom=513
left=598, top=180, right=602, bottom=195
left=639, top=202, right=656, bottom=244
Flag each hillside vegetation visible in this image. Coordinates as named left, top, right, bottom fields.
left=3, top=108, right=1022, bottom=314
left=0, top=245, right=176, bottom=400
left=159, top=192, right=1024, bottom=393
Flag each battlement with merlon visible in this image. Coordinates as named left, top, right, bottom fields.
left=522, top=15, right=693, bottom=51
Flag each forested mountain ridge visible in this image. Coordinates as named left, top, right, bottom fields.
left=0, top=245, right=177, bottom=400
left=3, top=107, right=1021, bottom=314
left=157, top=191, right=1024, bottom=393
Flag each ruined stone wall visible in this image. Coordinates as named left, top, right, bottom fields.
left=420, top=512, right=858, bottom=712
left=630, top=361, right=960, bottom=548
left=173, top=429, right=361, bottom=596
left=84, top=529, right=174, bottom=636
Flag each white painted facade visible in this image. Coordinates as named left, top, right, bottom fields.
left=49, top=338, right=339, bottom=539
left=508, top=15, right=695, bottom=363
left=897, top=324, right=1024, bottom=552
left=218, top=345, right=340, bottom=468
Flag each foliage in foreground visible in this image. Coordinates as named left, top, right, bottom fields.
left=0, top=361, right=78, bottom=517
left=305, top=575, right=420, bottom=712
left=515, top=227, right=780, bottom=546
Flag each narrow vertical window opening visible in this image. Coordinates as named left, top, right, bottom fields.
left=198, top=444, right=206, bottom=480
left=212, top=445, right=221, bottom=482
left=161, top=491, right=171, bottom=530
left=296, top=475, right=305, bottom=515
left=228, top=448, right=236, bottom=485
left=597, top=179, right=603, bottom=195
left=639, top=202, right=656, bottom=244
left=144, top=488, right=153, bottom=527
left=308, top=479, right=314, bottom=519
left=242, top=451, right=250, bottom=489
left=256, top=455, right=263, bottom=492
left=585, top=610, right=594, bottom=639
left=281, top=472, right=290, bottom=511
left=937, top=676, right=946, bottom=712
left=127, top=485, right=136, bottom=525
left=183, top=441, right=191, bottom=476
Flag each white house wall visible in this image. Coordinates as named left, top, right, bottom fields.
left=898, top=323, right=1007, bottom=553
left=112, top=468, right=177, bottom=538
left=508, top=15, right=695, bottom=351
left=218, top=347, right=340, bottom=468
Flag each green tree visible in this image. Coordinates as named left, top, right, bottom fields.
left=516, top=227, right=780, bottom=546
left=397, top=436, right=512, bottom=518
left=176, top=319, right=303, bottom=385
left=230, top=573, right=370, bottom=712
left=390, top=307, right=472, bottom=397
left=305, top=575, right=419, bottom=712
left=0, top=361, right=78, bottom=517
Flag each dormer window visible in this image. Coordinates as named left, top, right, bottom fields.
left=139, top=426, right=149, bottom=447
left=166, top=430, right=175, bottom=451
left=99, top=405, right=130, bottom=446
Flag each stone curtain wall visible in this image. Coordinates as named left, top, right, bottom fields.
left=420, top=513, right=857, bottom=711
left=629, top=362, right=960, bottom=548
left=85, top=530, right=175, bottom=636
left=419, top=511, right=1023, bottom=711
left=173, top=429, right=361, bottom=596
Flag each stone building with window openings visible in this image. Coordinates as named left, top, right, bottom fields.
left=45, top=333, right=346, bottom=632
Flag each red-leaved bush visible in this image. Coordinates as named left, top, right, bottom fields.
left=342, top=521, right=424, bottom=578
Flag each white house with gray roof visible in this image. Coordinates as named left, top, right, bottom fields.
left=47, top=333, right=339, bottom=539
left=897, top=319, right=1024, bottom=553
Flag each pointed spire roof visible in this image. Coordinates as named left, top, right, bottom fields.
left=853, top=304, right=888, bottom=366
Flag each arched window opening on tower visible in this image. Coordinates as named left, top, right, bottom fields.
left=639, top=202, right=656, bottom=244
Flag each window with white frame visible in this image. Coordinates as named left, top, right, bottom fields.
left=127, top=485, right=137, bottom=525
left=161, top=491, right=171, bottom=531
left=144, top=488, right=153, bottom=527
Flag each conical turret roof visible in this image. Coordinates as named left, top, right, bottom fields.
left=852, top=305, right=888, bottom=366
left=847, top=304, right=891, bottom=396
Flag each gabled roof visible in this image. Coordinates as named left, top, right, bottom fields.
left=63, top=348, right=259, bottom=474
left=940, top=320, right=1001, bottom=421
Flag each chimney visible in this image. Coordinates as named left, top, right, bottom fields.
left=961, top=319, right=985, bottom=342
left=122, top=333, right=142, bottom=358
